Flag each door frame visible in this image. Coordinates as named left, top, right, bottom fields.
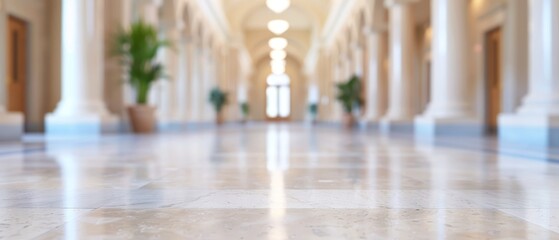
left=473, top=5, right=505, bottom=135
left=6, top=15, right=28, bottom=116
left=483, top=26, right=503, bottom=134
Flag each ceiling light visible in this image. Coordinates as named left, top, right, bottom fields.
left=270, top=50, right=287, bottom=60
left=270, top=59, right=286, bottom=68
left=268, top=37, right=288, bottom=50
left=272, top=64, right=286, bottom=74
left=266, top=0, right=290, bottom=13
left=268, top=20, right=290, bottom=35
left=271, top=60, right=286, bottom=74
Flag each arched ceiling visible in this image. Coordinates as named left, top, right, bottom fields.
left=220, top=0, right=334, bottom=64
left=244, top=5, right=312, bottom=30
left=221, top=0, right=332, bottom=31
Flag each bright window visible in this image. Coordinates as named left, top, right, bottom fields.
left=266, top=74, right=291, bottom=119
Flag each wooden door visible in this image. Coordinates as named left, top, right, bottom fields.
left=6, top=16, right=27, bottom=113
left=485, top=28, right=502, bottom=134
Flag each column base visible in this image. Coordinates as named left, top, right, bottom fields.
left=499, top=114, right=559, bottom=149
left=379, top=119, right=414, bottom=134
left=414, top=116, right=484, bottom=142
left=46, top=113, right=119, bottom=136
left=0, top=112, right=24, bottom=141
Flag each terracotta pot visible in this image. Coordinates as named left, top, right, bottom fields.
left=127, top=105, right=156, bottom=133
left=216, top=112, right=224, bottom=125
left=342, top=113, right=355, bottom=128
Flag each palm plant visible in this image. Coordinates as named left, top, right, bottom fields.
left=114, top=20, right=169, bottom=105
left=209, top=87, right=229, bottom=113
left=309, top=103, right=318, bottom=116
left=240, top=102, right=250, bottom=119
left=336, top=75, right=363, bottom=114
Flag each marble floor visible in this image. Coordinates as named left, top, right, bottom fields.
left=2, top=124, right=559, bottom=239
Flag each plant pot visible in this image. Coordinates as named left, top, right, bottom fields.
left=127, top=105, right=156, bottom=133
left=216, top=112, right=225, bottom=125
left=342, top=113, right=355, bottom=128
left=310, top=115, right=318, bottom=125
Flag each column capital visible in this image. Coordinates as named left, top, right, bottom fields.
left=384, top=0, right=418, bottom=8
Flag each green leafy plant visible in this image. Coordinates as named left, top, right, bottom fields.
left=336, top=75, right=363, bottom=114
left=209, top=87, right=229, bottom=113
left=114, top=20, right=170, bottom=105
left=240, top=102, right=250, bottom=118
left=309, top=103, right=318, bottom=117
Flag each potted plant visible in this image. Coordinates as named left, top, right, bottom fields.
left=114, top=20, right=170, bottom=133
left=209, top=87, right=229, bottom=124
left=336, top=75, right=363, bottom=128
left=240, top=102, right=250, bottom=123
left=309, top=103, right=318, bottom=124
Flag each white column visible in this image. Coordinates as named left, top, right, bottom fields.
left=381, top=0, right=416, bottom=133
left=205, top=47, right=217, bottom=121
left=227, top=47, right=240, bottom=121
left=237, top=51, right=249, bottom=119
left=422, top=0, right=471, bottom=118
left=208, top=50, right=217, bottom=121
left=177, top=37, right=193, bottom=122
left=47, top=0, right=117, bottom=135
left=364, top=30, right=388, bottom=122
left=200, top=46, right=212, bottom=121
left=414, top=0, right=482, bottom=138
left=501, top=0, right=528, bottom=113
left=327, top=54, right=336, bottom=121
left=342, top=53, right=351, bottom=81
left=351, top=46, right=364, bottom=116
left=190, top=41, right=202, bottom=122
left=499, top=0, right=559, bottom=148
left=352, top=45, right=363, bottom=77
left=0, top=0, right=23, bottom=140
left=158, top=25, right=181, bottom=127
left=333, top=57, right=346, bottom=119
left=330, top=55, right=342, bottom=121
left=220, top=48, right=234, bottom=121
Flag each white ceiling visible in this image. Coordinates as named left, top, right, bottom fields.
left=243, top=5, right=312, bottom=30
left=220, top=0, right=334, bottom=63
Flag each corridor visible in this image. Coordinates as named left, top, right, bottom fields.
left=1, top=124, right=559, bottom=239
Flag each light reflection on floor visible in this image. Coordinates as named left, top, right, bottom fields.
left=1, top=124, right=559, bottom=239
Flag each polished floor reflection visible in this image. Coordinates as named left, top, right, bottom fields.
left=2, top=124, right=559, bottom=239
